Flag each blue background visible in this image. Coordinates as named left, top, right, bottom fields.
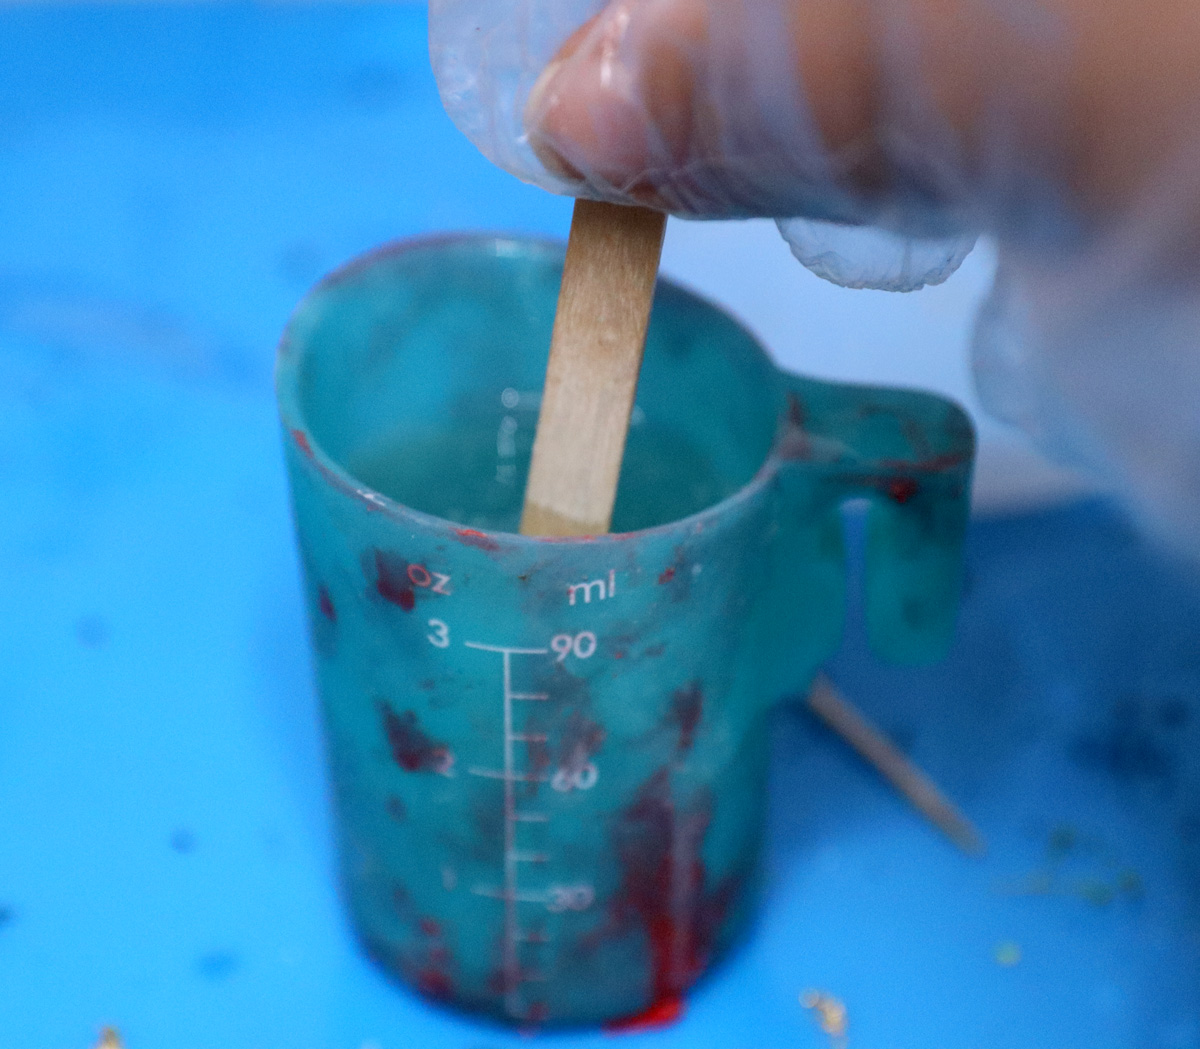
left=0, top=6, right=1196, bottom=1048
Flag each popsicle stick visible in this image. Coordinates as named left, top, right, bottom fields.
left=808, top=674, right=986, bottom=857
left=520, top=199, right=667, bottom=537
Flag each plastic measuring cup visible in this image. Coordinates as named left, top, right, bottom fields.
left=276, top=235, right=974, bottom=1027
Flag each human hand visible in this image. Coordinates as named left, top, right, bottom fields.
left=431, top=0, right=1200, bottom=552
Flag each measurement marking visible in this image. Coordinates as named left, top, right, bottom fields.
left=470, top=885, right=551, bottom=905
left=464, top=639, right=560, bottom=1019
left=468, top=767, right=550, bottom=783
left=501, top=649, right=521, bottom=1016
left=464, top=642, right=549, bottom=655
left=512, top=851, right=550, bottom=864
left=522, top=971, right=553, bottom=983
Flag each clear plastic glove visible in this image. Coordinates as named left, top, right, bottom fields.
left=430, top=0, right=1200, bottom=552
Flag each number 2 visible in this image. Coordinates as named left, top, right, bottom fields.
left=427, top=619, right=450, bottom=648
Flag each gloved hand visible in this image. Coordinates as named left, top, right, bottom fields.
left=430, top=0, right=1200, bottom=552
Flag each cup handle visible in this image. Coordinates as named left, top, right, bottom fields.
left=778, top=372, right=975, bottom=664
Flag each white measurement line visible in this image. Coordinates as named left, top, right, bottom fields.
left=510, top=732, right=549, bottom=742
left=510, top=692, right=550, bottom=701
left=512, top=850, right=550, bottom=863
left=464, top=642, right=549, bottom=655
left=470, top=885, right=551, bottom=905
left=468, top=767, right=549, bottom=783
left=513, top=811, right=548, bottom=823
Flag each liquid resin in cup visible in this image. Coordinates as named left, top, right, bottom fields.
left=347, top=414, right=740, bottom=535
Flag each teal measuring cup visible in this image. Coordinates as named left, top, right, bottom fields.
left=276, top=235, right=974, bottom=1028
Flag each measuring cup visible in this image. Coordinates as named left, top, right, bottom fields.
left=276, top=235, right=974, bottom=1027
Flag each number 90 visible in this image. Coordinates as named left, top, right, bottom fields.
left=551, top=631, right=596, bottom=662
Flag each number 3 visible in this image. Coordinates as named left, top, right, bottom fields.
left=427, top=619, right=450, bottom=648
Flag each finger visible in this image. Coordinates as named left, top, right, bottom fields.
left=525, top=0, right=710, bottom=209
left=524, top=0, right=1200, bottom=233
left=523, top=0, right=939, bottom=219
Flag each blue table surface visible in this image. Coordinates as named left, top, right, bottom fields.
left=0, top=7, right=1197, bottom=1048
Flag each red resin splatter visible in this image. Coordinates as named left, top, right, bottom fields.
left=778, top=393, right=814, bottom=460
left=454, top=527, right=500, bottom=551
left=559, top=711, right=605, bottom=771
left=374, top=550, right=416, bottom=611
left=604, top=995, right=684, bottom=1034
left=787, top=391, right=808, bottom=428
left=886, top=477, right=920, bottom=504
left=317, top=584, right=336, bottom=621
left=880, top=452, right=967, bottom=473
left=290, top=428, right=313, bottom=457
left=521, top=735, right=553, bottom=802
left=380, top=703, right=452, bottom=774
left=382, top=883, right=456, bottom=1000
left=413, top=915, right=454, bottom=999
left=486, top=964, right=517, bottom=997
left=602, top=769, right=735, bottom=1019
left=416, top=966, right=453, bottom=999
left=656, top=547, right=693, bottom=603
left=668, top=682, right=703, bottom=754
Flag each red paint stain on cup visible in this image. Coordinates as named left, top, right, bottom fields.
left=317, top=584, right=336, bottom=621
left=290, top=428, right=313, bottom=456
left=379, top=703, right=454, bottom=775
left=604, top=995, right=684, bottom=1034
left=374, top=550, right=416, bottom=611
left=597, top=769, right=738, bottom=1031
left=454, top=527, right=500, bottom=551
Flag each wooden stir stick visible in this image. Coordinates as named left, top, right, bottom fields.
left=518, top=198, right=984, bottom=856
left=520, top=199, right=667, bottom=537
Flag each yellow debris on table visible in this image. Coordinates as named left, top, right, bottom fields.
left=994, top=940, right=1023, bottom=967
left=801, top=989, right=848, bottom=1046
left=94, top=1027, right=123, bottom=1049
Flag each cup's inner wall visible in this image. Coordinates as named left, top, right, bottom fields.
left=292, top=240, right=780, bottom=533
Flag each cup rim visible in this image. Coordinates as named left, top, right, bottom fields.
left=275, top=232, right=788, bottom=547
